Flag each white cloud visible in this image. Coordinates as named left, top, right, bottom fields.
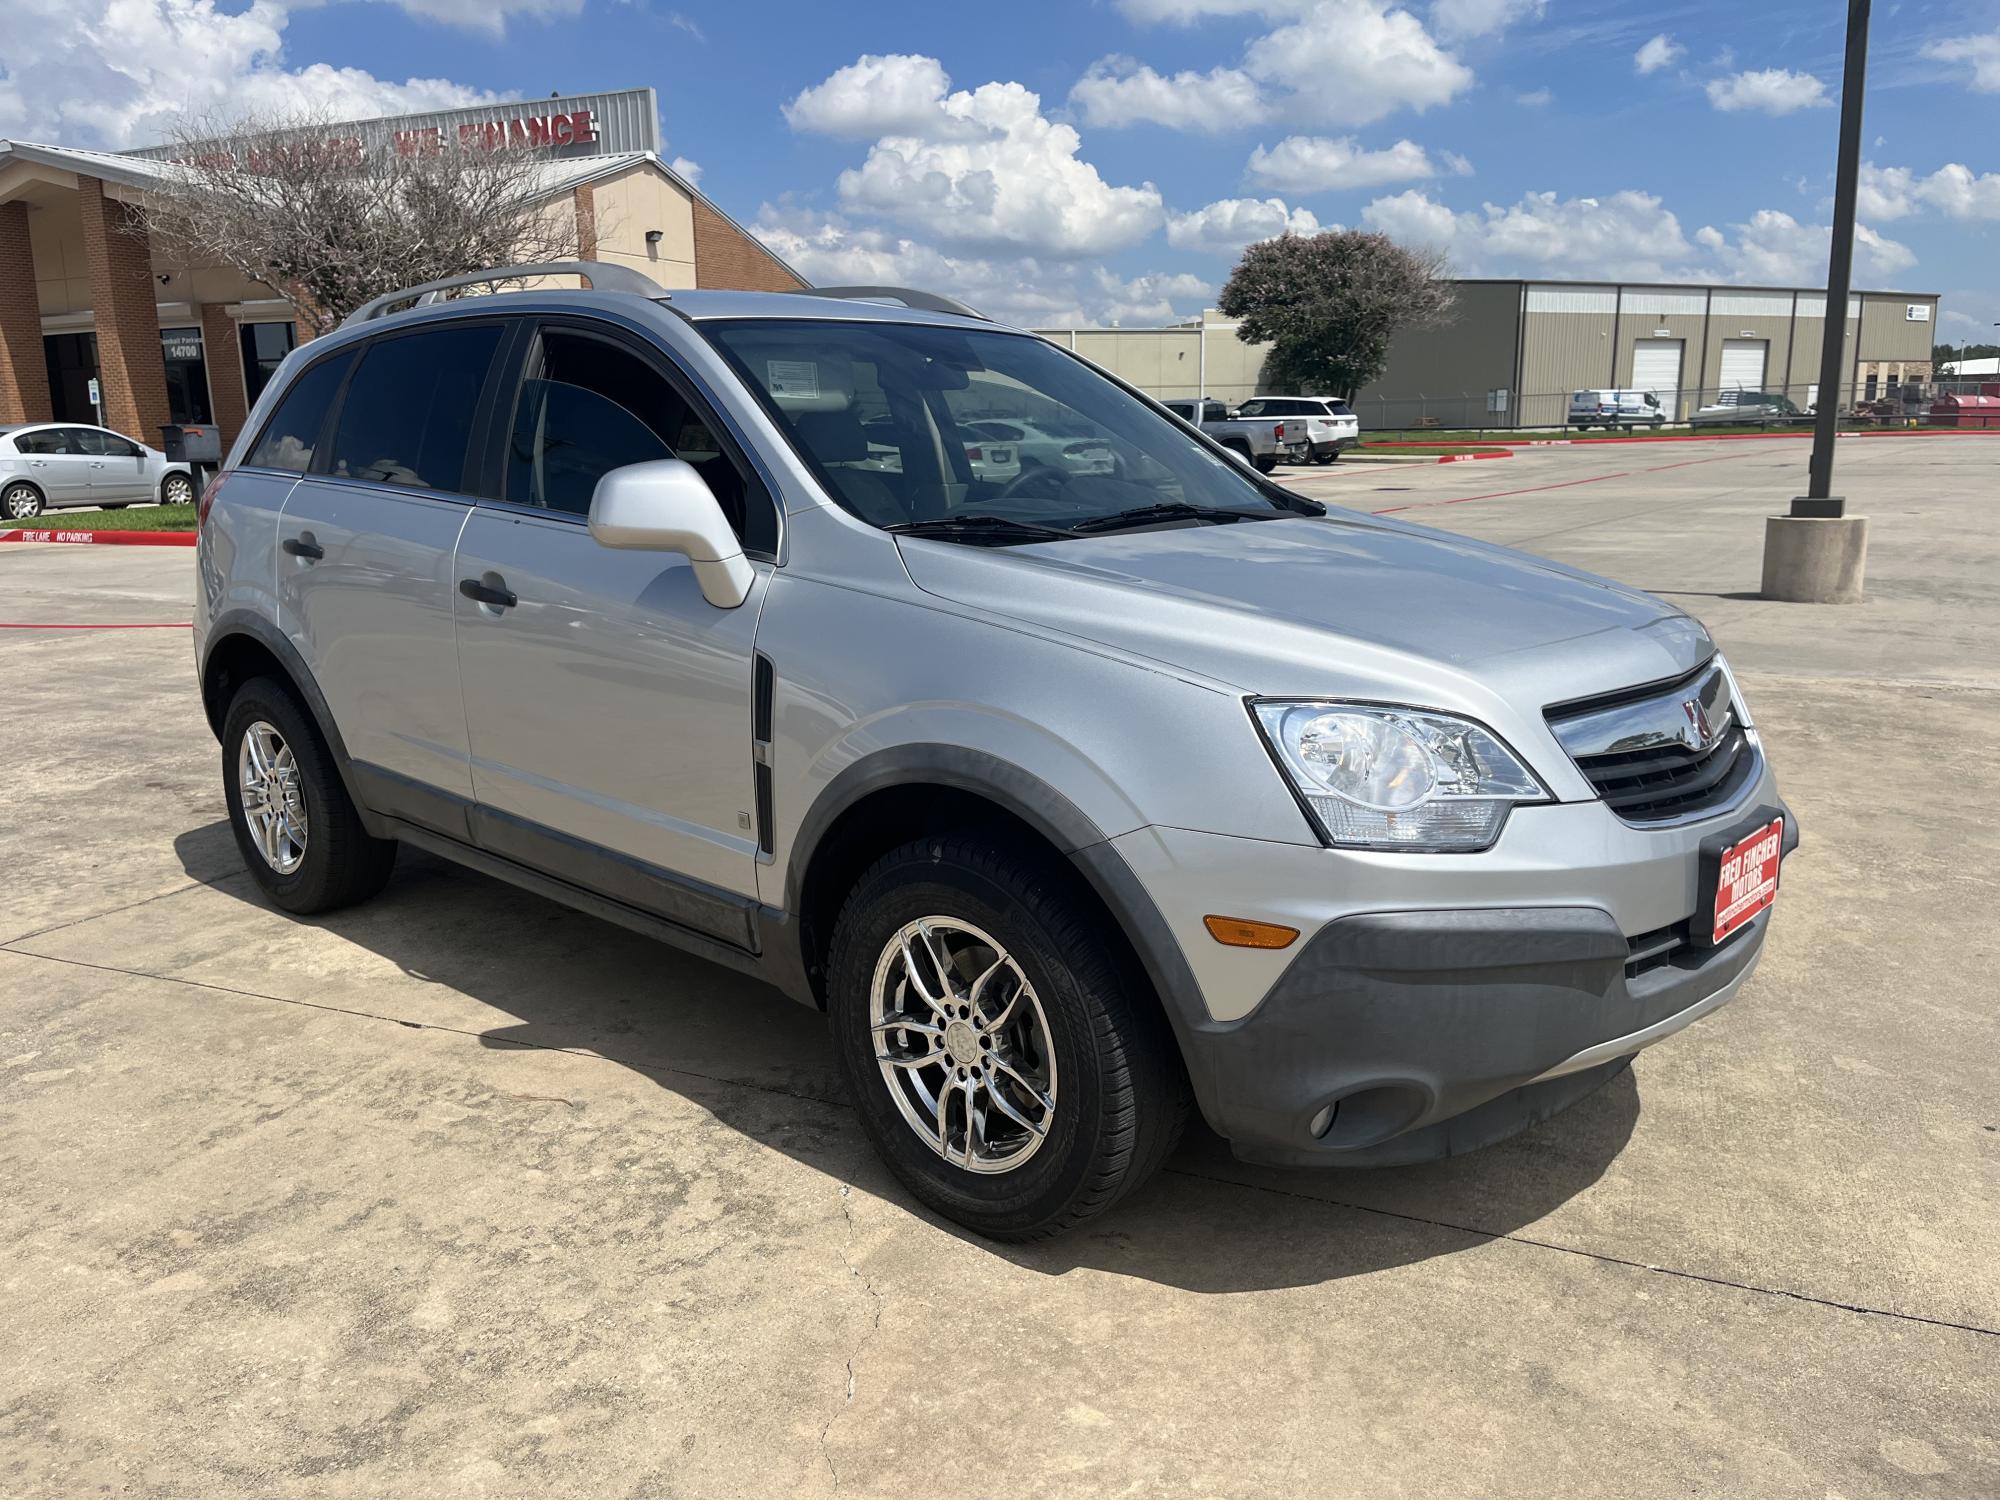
left=1076, top=0, right=1473, bottom=131
left=1699, top=209, right=1915, bottom=283
left=1922, top=29, right=2000, bottom=92
left=1245, top=2, right=1475, bottom=125
left=1166, top=196, right=1322, bottom=255
left=1429, top=0, right=1544, bottom=41
left=0, top=0, right=494, bottom=150
left=373, top=0, right=583, bottom=35
left=1514, top=88, right=1551, bottom=106
left=781, top=54, right=956, bottom=140
left=668, top=155, right=703, bottom=186
left=1246, top=134, right=1445, bottom=192
left=751, top=207, right=1212, bottom=327
left=1634, top=33, right=1683, bottom=75
left=1860, top=161, right=2000, bottom=222
left=1070, top=58, right=1269, bottom=131
left=1705, top=69, right=1830, bottom=115
left=785, top=58, right=1164, bottom=259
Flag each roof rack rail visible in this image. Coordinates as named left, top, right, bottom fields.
left=796, top=285, right=990, bottom=322
left=340, top=261, right=666, bottom=328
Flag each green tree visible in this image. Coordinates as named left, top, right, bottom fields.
left=1218, top=230, right=1455, bottom=397
left=1934, top=342, right=2000, bottom=367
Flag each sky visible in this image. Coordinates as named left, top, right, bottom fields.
left=1, top=0, right=1996, bottom=338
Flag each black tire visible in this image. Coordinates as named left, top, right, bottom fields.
left=2, top=481, right=43, bottom=520
left=221, top=676, right=397, bottom=914
left=1252, top=455, right=1278, bottom=474
left=826, top=834, right=1188, bottom=1241
left=160, top=473, right=195, bottom=507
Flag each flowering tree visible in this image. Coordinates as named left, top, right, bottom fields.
left=138, top=110, right=586, bottom=334
left=1218, top=230, right=1456, bottom=397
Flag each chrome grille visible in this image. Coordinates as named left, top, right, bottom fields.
left=1548, top=661, right=1755, bottom=823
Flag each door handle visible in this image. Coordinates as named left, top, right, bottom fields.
left=459, top=577, right=518, bottom=609
left=282, top=537, right=324, bottom=561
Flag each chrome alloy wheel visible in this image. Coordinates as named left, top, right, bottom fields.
left=237, top=720, right=308, bottom=875
left=869, top=917, right=1059, bottom=1174
left=163, top=473, right=194, bottom=506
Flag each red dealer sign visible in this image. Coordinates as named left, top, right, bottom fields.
left=389, top=111, right=600, bottom=155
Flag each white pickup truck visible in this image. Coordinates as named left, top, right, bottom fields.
left=1235, top=396, right=1361, bottom=464
left=1162, top=398, right=1310, bottom=474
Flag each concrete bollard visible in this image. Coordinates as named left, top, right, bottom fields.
left=1761, top=512, right=1869, bottom=603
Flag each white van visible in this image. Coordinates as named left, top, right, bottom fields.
left=1569, top=390, right=1666, bottom=431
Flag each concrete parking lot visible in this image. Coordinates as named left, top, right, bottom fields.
left=3, top=435, right=1995, bottom=1497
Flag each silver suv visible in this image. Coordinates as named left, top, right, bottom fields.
left=193, top=265, right=1797, bottom=1239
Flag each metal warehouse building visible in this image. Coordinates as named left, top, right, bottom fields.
left=1039, top=279, right=1941, bottom=429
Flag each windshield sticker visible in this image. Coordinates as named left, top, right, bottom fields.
left=767, top=359, right=821, bottom=400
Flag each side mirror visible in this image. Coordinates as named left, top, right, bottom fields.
left=588, top=458, right=755, bottom=609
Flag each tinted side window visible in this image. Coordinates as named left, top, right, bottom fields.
left=248, top=350, right=355, bottom=471
left=325, top=324, right=502, bottom=492
left=76, top=429, right=142, bottom=457
left=14, top=429, right=74, bottom=455
left=504, top=328, right=771, bottom=550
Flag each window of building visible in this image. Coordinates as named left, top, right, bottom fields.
left=42, top=332, right=99, bottom=425
left=160, top=326, right=212, bottom=426
left=503, top=327, right=771, bottom=550
left=325, top=324, right=504, bottom=493
left=239, top=322, right=298, bottom=409
left=247, top=349, right=356, bottom=472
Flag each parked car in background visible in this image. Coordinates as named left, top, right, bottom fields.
left=196, top=269, right=1796, bottom=1240
left=0, top=423, right=197, bottom=519
left=1567, top=390, right=1667, bottom=431
left=1689, top=391, right=1809, bottom=428
left=1161, top=398, right=1308, bottom=472
left=1235, top=396, right=1360, bottom=463
left=961, top=418, right=1111, bottom=479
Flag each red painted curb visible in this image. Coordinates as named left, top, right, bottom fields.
left=1368, top=427, right=1995, bottom=451
left=0, top=528, right=197, bottom=546
left=1436, top=450, right=1512, bottom=463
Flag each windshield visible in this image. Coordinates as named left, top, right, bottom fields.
left=700, top=319, right=1310, bottom=540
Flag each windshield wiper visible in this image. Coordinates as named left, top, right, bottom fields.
left=1066, top=501, right=1271, bottom=535
left=885, top=515, right=1075, bottom=545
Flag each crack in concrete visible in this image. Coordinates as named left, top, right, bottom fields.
left=818, top=1180, right=884, bottom=1490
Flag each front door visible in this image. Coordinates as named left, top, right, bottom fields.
left=452, top=320, right=777, bottom=931
left=74, top=427, right=150, bottom=502
left=275, top=322, right=508, bottom=823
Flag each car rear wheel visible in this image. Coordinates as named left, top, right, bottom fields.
left=222, top=676, right=397, bottom=914
left=826, top=834, right=1187, bottom=1240
left=161, top=472, right=195, bottom=507
left=1252, top=455, right=1278, bottom=473
left=3, top=482, right=43, bottom=520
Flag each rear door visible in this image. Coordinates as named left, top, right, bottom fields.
left=277, top=321, right=509, bottom=827
left=18, top=428, right=93, bottom=506
left=74, top=427, right=150, bottom=502
left=451, top=317, right=778, bottom=927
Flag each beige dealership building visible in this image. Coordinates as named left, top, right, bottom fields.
left=1038, top=278, right=1941, bottom=429
left=0, top=89, right=802, bottom=454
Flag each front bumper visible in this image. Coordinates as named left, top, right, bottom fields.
left=1109, top=778, right=1798, bottom=1166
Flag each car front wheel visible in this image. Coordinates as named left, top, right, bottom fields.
left=161, top=472, right=195, bottom=507
left=826, top=834, right=1187, bottom=1240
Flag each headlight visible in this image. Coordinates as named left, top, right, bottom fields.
left=1252, top=701, right=1548, bottom=851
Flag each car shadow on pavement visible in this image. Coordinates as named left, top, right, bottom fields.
left=175, top=825, right=1638, bottom=1293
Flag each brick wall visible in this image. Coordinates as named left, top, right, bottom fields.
left=77, top=176, right=170, bottom=442
left=575, top=184, right=598, bottom=261
left=0, top=200, right=51, bottom=425
left=200, top=303, right=248, bottom=449
left=692, top=197, right=806, bottom=292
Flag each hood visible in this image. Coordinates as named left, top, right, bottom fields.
left=897, top=510, right=1712, bottom=709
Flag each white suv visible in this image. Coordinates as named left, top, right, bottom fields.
left=1235, top=396, right=1360, bottom=463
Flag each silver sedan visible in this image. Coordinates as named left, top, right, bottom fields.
left=0, top=423, right=197, bottom=519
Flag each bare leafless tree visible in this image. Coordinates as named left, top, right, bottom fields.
left=137, top=110, right=588, bottom=333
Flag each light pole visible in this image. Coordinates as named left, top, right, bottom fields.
left=1763, top=0, right=1872, bottom=602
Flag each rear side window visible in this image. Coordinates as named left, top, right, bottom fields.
left=325, top=325, right=503, bottom=493
left=13, top=429, right=73, bottom=455
left=248, top=351, right=355, bottom=472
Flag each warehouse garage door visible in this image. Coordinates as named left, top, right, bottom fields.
left=1720, top=337, right=1769, bottom=396
left=1632, top=338, right=1684, bottom=422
